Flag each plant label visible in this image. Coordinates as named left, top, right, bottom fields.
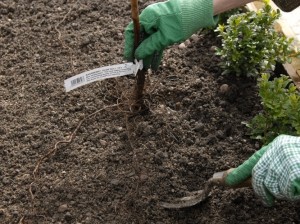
left=64, top=60, right=143, bottom=92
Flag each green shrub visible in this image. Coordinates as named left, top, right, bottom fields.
left=215, top=2, right=294, bottom=77
left=244, top=73, right=300, bottom=144
left=218, top=8, right=244, bottom=26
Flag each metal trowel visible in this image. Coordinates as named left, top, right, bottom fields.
left=159, top=169, right=252, bottom=209
left=272, top=0, right=300, bottom=12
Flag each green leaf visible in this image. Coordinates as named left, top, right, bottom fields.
left=247, top=74, right=300, bottom=144
left=215, top=2, right=293, bottom=77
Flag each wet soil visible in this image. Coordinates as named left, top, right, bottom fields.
left=1, top=0, right=300, bottom=223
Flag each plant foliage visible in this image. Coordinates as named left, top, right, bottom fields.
left=218, top=8, right=244, bottom=25
left=244, top=73, right=300, bottom=144
left=215, top=2, right=295, bottom=77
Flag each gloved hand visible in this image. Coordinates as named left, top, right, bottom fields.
left=124, top=0, right=219, bottom=70
left=225, top=135, right=300, bottom=206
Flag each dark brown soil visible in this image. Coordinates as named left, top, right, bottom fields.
left=1, top=0, right=300, bottom=223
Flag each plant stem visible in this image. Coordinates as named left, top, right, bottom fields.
left=131, top=0, right=146, bottom=109
left=131, top=0, right=141, bottom=52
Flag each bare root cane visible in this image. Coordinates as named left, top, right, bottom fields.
left=131, top=0, right=146, bottom=111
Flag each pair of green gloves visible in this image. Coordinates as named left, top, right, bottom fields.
left=124, top=0, right=300, bottom=206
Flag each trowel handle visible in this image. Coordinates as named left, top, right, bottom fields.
left=212, top=169, right=252, bottom=188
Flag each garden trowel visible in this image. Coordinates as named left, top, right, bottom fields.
left=159, top=168, right=252, bottom=209
left=272, top=0, right=300, bottom=12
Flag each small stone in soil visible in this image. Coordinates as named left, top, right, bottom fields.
left=58, top=204, right=68, bottom=213
left=100, top=140, right=107, bottom=147
left=190, top=34, right=199, bottom=42
left=178, top=43, right=186, bottom=49
left=110, top=179, right=120, bottom=185
left=210, top=45, right=218, bottom=52
left=184, top=39, right=191, bottom=46
left=219, top=84, right=230, bottom=94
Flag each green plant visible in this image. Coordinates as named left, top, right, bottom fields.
left=244, top=73, right=300, bottom=144
left=218, top=8, right=244, bottom=25
left=215, top=1, right=295, bottom=77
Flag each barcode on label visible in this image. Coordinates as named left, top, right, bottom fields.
left=71, top=76, right=85, bottom=86
left=64, top=61, right=142, bottom=92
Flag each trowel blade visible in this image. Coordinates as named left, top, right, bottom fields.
left=159, top=190, right=208, bottom=209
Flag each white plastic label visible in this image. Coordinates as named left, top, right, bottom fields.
left=64, top=60, right=143, bottom=92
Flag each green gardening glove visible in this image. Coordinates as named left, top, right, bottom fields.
left=124, top=0, right=219, bottom=70
left=226, top=135, right=300, bottom=206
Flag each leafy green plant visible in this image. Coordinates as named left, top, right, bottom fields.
left=218, top=8, right=244, bottom=25
left=244, top=73, right=300, bottom=144
left=215, top=1, right=295, bottom=77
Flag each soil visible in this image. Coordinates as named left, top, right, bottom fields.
left=1, top=0, right=300, bottom=224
